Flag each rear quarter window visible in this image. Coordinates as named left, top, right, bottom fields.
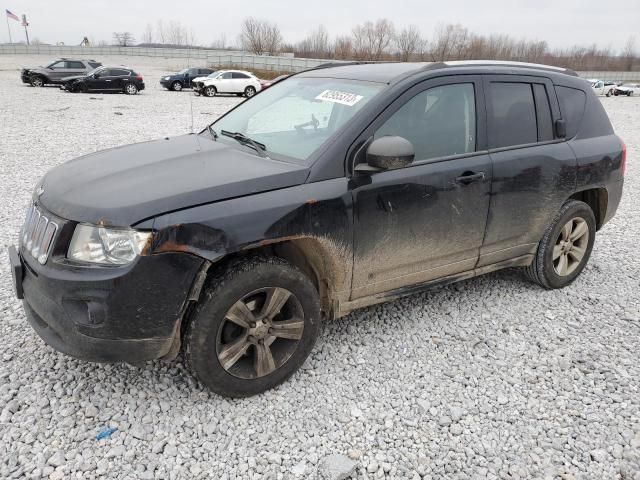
left=555, top=86, right=586, bottom=139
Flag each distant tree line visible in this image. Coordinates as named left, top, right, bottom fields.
left=127, top=18, right=638, bottom=71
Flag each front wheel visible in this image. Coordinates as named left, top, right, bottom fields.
left=171, top=81, right=183, bottom=91
left=244, top=86, right=256, bottom=98
left=524, top=200, right=596, bottom=289
left=185, top=256, right=322, bottom=397
left=30, top=76, right=44, bottom=87
left=204, top=85, right=217, bottom=97
left=124, top=83, right=138, bottom=95
left=606, top=89, right=612, bottom=97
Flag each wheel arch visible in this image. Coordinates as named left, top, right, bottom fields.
left=569, top=187, right=608, bottom=230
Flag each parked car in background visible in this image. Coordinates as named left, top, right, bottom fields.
left=9, top=61, right=625, bottom=397
left=260, top=74, right=289, bottom=90
left=160, top=67, right=215, bottom=91
left=614, top=83, right=640, bottom=96
left=21, top=58, right=102, bottom=87
left=590, top=80, right=616, bottom=97
left=193, top=70, right=262, bottom=97
left=60, top=66, right=144, bottom=95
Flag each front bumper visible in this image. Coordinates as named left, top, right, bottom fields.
left=160, top=80, right=171, bottom=88
left=10, top=239, right=204, bottom=363
left=21, top=71, right=31, bottom=83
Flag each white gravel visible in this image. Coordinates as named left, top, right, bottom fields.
left=1, top=55, right=639, bottom=479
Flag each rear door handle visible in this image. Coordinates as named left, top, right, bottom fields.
left=455, top=171, right=485, bottom=185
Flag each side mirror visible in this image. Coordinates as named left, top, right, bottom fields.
left=357, top=136, right=415, bottom=172
left=555, top=119, right=567, bottom=139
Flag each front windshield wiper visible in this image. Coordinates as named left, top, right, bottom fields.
left=207, top=124, right=218, bottom=140
left=220, top=130, right=267, bottom=157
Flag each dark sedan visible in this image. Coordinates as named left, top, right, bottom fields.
left=160, top=67, right=215, bottom=91
left=61, top=67, right=145, bottom=94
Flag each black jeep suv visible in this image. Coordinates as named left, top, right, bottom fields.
left=9, top=61, right=625, bottom=397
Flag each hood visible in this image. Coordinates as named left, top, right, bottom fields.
left=192, top=76, right=209, bottom=83
left=39, top=134, right=309, bottom=226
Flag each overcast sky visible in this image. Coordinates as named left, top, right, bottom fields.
left=3, top=0, right=637, bottom=52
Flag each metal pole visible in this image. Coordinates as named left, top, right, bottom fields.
left=23, top=24, right=29, bottom=45
left=6, top=16, right=11, bottom=44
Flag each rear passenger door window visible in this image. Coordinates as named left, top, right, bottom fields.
left=486, top=78, right=559, bottom=148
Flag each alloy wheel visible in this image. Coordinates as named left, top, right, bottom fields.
left=125, top=84, right=137, bottom=94
left=245, top=87, right=255, bottom=97
left=31, top=77, right=43, bottom=87
left=172, top=81, right=182, bottom=91
left=205, top=86, right=216, bottom=97
left=216, top=287, right=304, bottom=379
left=553, top=217, right=589, bottom=276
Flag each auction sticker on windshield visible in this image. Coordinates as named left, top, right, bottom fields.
left=315, top=90, right=364, bottom=106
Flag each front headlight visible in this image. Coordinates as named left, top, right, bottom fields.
left=68, top=224, right=152, bottom=265
left=164, top=76, right=170, bottom=80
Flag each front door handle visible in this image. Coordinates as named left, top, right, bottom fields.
left=455, top=171, right=485, bottom=185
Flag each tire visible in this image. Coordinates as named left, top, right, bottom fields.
left=30, top=75, right=45, bottom=87
left=606, top=89, right=612, bottom=97
left=185, top=256, right=322, bottom=397
left=76, top=83, right=88, bottom=93
left=244, top=86, right=256, bottom=98
left=171, top=81, right=183, bottom=91
left=524, top=200, right=596, bottom=289
left=124, top=83, right=138, bottom=95
left=204, top=85, right=216, bottom=97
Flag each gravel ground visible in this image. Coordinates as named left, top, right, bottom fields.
left=1, top=55, right=639, bottom=480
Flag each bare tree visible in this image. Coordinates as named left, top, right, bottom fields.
left=239, top=17, right=282, bottom=55
left=113, top=32, right=135, bottom=47
left=351, top=19, right=394, bottom=60
left=211, top=33, right=227, bottom=50
left=156, top=20, right=166, bottom=44
left=334, top=35, right=353, bottom=59
left=394, top=25, right=423, bottom=62
left=622, top=36, right=636, bottom=71
left=141, top=23, right=154, bottom=44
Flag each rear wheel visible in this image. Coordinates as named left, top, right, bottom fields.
left=204, top=85, right=217, bottom=97
left=606, top=89, right=612, bottom=97
left=171, top=81, right=183, bottom=91
left=185, top=256, right=322, bottom=397
left=30, top=75, right=44, bottom=87
left=524, top=200, right=596, bottom=289
left=124, top=83, right=138, bottom=95
left=244, top=86, right=256, bottom=98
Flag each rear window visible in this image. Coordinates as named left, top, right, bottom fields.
left=232, top=72, right=250, bottom=79
left=111, top=69, right=131, bottom=76
left=488, top=82, right=537, bottom=148
left=555, top=86, right=586, bottom=138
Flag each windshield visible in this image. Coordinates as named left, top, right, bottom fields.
left=177, top=68, right=189, bottom=74
left=209, top=77, right=384, bottom=163
left=207, top=71, right=220, bottom=78
left=86, top=66, right=104, bottom=76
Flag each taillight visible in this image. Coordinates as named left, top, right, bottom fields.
left=135, top=75, right=143, bottom=81
left=619, top=136, right=627, bottom=176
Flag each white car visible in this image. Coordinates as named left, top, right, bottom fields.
left=193, top=70, right=262, bottom=98
left=590, top=80, right=616, bottom=97
left=614, top=83, right=640, bottom=97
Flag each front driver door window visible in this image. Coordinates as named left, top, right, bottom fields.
left=351, top=79, right=492, bottom=299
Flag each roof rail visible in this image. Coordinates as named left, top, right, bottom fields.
left=442, top=60, right=579, bottom=77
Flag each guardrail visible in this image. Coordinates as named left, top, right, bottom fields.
left=0, top=44, right=329, bottom=72
left=2, top=46, right=638, bottom=78
left=577, top=71, right=640, bottom=82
